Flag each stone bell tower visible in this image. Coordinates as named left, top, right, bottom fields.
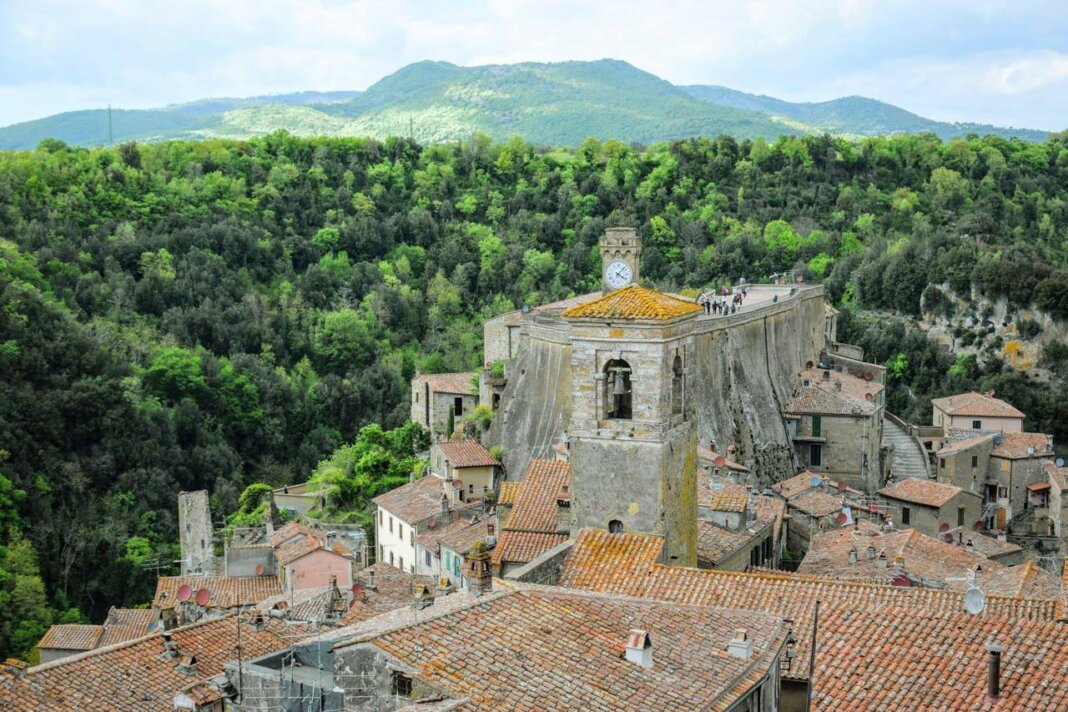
left=600, top=227, right=642, bottom=293
left=561, top=284, right=700, bottom=566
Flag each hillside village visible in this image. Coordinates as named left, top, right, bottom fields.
left=4, top=228, right=1068, bottom=711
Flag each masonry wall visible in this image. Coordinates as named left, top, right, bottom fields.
left=792, top=411, right=883, bottom=492
left=178, top=490, right=213, bottom=575
left=287, top=549, right=352, bottom=592
left=411, top=383, right=477, bottom=439
left=938, top=439, right=994, bottom=491
left=991, top=456, right=1047, bottom=516
left=884, top=490, right=982, bottom=538
left=225, top=546, right=273, bottom=577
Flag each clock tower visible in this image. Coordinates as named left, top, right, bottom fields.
left=600, top=227, right=641, bottom=293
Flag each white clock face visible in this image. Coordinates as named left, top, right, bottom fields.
left=605, top=261, right=633, bottom=288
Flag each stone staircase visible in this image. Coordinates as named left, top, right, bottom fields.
left=883, top=415, right=930, bottom=480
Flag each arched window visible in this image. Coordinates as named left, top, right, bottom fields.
left=608, top=519, right=624, bottom=533
left=672, top=354, right=684, bottom=418
left=604, top=359, right=632, bottom=420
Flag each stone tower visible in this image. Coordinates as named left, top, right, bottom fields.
left=600, top=227, right=642, bottom=293
left=561, top=280, right=701, bottom=566
left=178, top=490, right=213, bottom=575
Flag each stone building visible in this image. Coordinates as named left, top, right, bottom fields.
left=696, top=473, right=784, bottom=571
left=429, top=439, right=500, bottom=506
left=877, top=478, right=983, bottom=538
left=931, top=391, right=1025, bottom=435
left=784, top=367, right=885, bottom=492
left=178, top=490, right=214, bottom=575
left=409, top=371, right=476, bottom=440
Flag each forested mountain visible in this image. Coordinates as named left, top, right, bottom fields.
left=681, top=85, right=1050, bottom=142
left=3, top=130, right=1068, bottom=660
left=0, top=60, right=1052, bottom=150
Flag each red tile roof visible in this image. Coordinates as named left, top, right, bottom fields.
left=1046, top=461, right=1068, bottom=491
left=372, top=474, right=446, bottom=525
left=491, top=459, right=570, bottom=567
left=153, top=575, right=282, bottom=610
left=878, top=477, right=964, bottom=508
left=268, top=521, right=325, bottom=548
left=558, top=530, right=1059, bottom=681
left=104, top=607, right=158, bottom=630
left=275, top=534, right=327, bottom=565
left=785, top=368, right=882, bottom=417
left=356, top=586, right=787, bottom=711
left=991, top=431, right=1055, bottom=459
left=341, top=563, right=438, bottom=626
left=937, top=433, right=995, bottom=456
left=436, top=440, right=500, bottom=468
left=561, top=284, right=702, bottom=321
left=496, top=481, right=519, bottom=506
left=811, top=606, right=1068, bottom=710
left=932, top=391, right=1025, bottom=418
left=412, top=372, right=475, bottom=395
left=980, top=560, right=1064, bottom=600
left=36, top=625, right=102, bottom=651
left=6, top=615, right=294, bottom=711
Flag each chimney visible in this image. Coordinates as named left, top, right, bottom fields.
left=441, top=494, right=450, bottom=517
left=728, top=629, right=753, bottom=660
left=965, top=539, right=975, bottom=555
left=876, top=551, right=888, bottom=569
left=986, top=643, right=1003, bottom=698
left=893, top=555, right=905, bottom=574
left=822, top=370, right=831, bottom=381
left=176, top=654, right=198, bottom=676
left=625, top=629, right=653, bottom=669
left=848, top=547, right=858, bottom=565
left=366, top=569, right=376, bottom=589
left=835, top=380, right=843, bottom=392
left=435, top=576, right=455, bottom=597
left=411, top=584, right=434, bottom=611
left=465, top=540, right=493, bottom=595
left=865, top=544, right=876, bottom=560
left=161, top=634, right=180, bottom=660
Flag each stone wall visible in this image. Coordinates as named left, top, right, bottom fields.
left=178, top=490, right=213, bottom=576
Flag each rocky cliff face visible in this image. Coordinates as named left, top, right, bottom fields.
left=919, top=284, right=1066, bottom=382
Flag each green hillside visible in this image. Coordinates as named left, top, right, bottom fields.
left=682, top=84, right=1050, bottom=141
left=0, top=59, right=1054, bottom=149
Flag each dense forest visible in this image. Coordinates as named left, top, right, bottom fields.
left=2, top=129, right=1068, bottom=659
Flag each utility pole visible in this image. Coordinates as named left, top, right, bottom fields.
left=107, top=104, right=113, bottom=145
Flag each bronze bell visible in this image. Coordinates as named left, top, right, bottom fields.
left=612, top=370, right=630, bottom=396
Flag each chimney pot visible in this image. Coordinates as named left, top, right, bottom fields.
left=848, top=547, right=858, bottom=565
left=624, top=629, right=653, bottom=669
left=986, top=642, right=1003, bottom=698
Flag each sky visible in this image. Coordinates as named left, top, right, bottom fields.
left=1, top=0, right=1067, bottom=130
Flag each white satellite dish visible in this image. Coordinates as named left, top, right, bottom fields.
left=964, top=587, right=986, bottom=615
left=1057, top=458, right=1065, bottom=467
left=809, top=475, right=823, bottom=488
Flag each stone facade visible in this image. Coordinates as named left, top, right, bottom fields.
left=879, top=489, right=983, bottom=539
left=790, top=412, right=883, bottom=492
left=178, top=490, right=213, bottom=575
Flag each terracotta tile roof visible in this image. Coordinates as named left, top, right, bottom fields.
left=496, top=481, right=519, bottom=506
left=991, top=431, right=1055, bottom=459
left=96, top=624, right=151, bottom=648
left=412, top=371, right=475, bottom=395
left=696, top=446, right=749, bottom=472
left=268, top=521, right=325, bottom=548
left=811, top=606, right=1068, bottom=710
left=1045, top=461, right=1068, bottom=490
left=36, top=624, right=102, bottom=651
left=937, top=433, right=995, bottom=456
left=878, top=478, right=963, bottom=508
left=436, top=440, right=500, bottom=468
left=787, top=489, right=847, bottom=518
left=372, top=474, right=446, bottom=525
left=931, top=391, right=1025, bottom=418
left=357, top=585, right=787, bottom=712
left=980, top=560, right=1064, bottom=600
left=341, top=563, right=437, bottom=626
left=773, top=471, right=827, bottom=499
left=275, top=534, right=327, bottom=565
left=1061, top=564, right=1068, bottom=622
left=153, top=575, right=282, bottom=610
left=697, top=519, right=771, bottom=566
left=561, top=284, right=702, bottom=321
left=104, top=607, right=158, bottom=630
left=785, top=369, right=881, bottom=417
left=558, top=530, right=1059, bottom=681
left=439, top=519, right=496, bottom=557
left=797, top=522, right=1005, bottom=589
left=492, top=459, right=570, bottom=567
left=697, top=475, right=750, bottom=513
left=965, top=532, right=1023, bottom=560
left=415, top=514, right=477, bottom=552
left=9, top=616, right=294, bottom=711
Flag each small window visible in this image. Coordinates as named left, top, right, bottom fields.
left=425, top=550, right=431, bottom=567
left=410, top=529, right=414, bottom=546
left=604, top=359, right=632, bottom=420
left=608, top=519, right=624, bottom=533
left=902, top=506, right=911, bottom=525
left=940, top=458, right=946, bottom=469
left=809, top=444, right=822, bottom=468
left=958, top=507, right=965, bottom=527
left=392, top=671, right=413, bottom=698
left=399, top=556, right=404, bottom=570
left=671, top=354, right=684, bottom=418
left=389, top=551, right=394, bottom=565
left=971, top=455, right=978, bottom=469
left=379, top=510, right=383, bottom=526
left=972, top=420, right=982, bottom=429
left=492, top=393, right=500, bottom=410
left=812, top=415, right=822, bottom=437
left=468, top=484, right=474, bottom=494
left=389, top=516, right=393, bottom=534
left=398, top=523, right=404, bottom=540
left=454, top=397, right=464, bottom=417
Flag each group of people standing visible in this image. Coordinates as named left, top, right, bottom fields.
left=699, top=285, right=748, bottom=315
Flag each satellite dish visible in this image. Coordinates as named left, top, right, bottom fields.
left=177, top=584, right=192, bottom=602
left=837, top=480, right=848, bottom=492
left=973, top=520, right=986, bottom=531
left=810, top=475, right=823, bottom=488
left=428, top=517, right=437, bottom=528
left=255, top=564, right=265, bottom=576
left=713, top=455, right=727, bottom=468
left=890, top=575, right=912, bottom=587
left=964, top=587, right=986, bottom=615
left=194, top=588, right=211, bottom=606
left=836, top=512, right=848, bottom=525
left=352, top=583, right=364, bottom=597
left=939, top=523, right=950, bottom=533
left=452, top=479, right=464, bottom=490
left=943, top=533, right=955, bottom=543
left=863, top=372, right=874, bottom=382
left=865, top=392, right=874, bottom=401
left=1057, top=458, right=1065, bottom=467
left=521, top=305, right=531, bottom=313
